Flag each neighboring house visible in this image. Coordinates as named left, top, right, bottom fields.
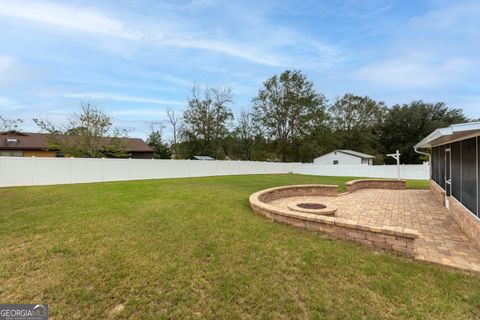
left=191, top=155, right=215, bottom=160
left=313, top=149, right=375, bottom=165
left=0, top=130, right=154, bottom=159
left=415, top=122, right=480, bottom=248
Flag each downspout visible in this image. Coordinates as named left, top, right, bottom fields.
left=414, top=146, right=432, bottom=178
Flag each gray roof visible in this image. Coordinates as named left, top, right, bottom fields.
left=415, top=122, right=480, bottom=149
left=191, top=155, right=215, bottom=160
left=316, top=149, right=375, bottom=159
left=337, top=149, right=375, bottom=159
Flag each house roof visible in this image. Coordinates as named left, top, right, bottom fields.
left=0, top=131, right=153, bottom=152
left=191, top=155, right=215, bottom=160
left=414, top=122, right=480, bottom=149
left=316, top=149, right=375, bottom=159
left=337, top=150, right=375, bottom=159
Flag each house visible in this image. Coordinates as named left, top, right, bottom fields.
left=313, top=149, right=375, bottom=165
left=0, top=130, right=154, bottom=159
left=415, top=122, right=480, bottom=249
left=191, top=155, right=215, bottom=160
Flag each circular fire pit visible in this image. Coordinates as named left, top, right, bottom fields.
left=297, top=203, right=326, bottom=210
left=287, top=201, right=337, bottom=215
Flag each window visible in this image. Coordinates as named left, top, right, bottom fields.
left=6, top=138, right=18, bottom=143
left=333, top=160, right=339, bottom=165
left=0, top=150, right=24, bottom=157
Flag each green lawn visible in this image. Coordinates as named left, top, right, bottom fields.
left=0, top=174, right=478, bottom=319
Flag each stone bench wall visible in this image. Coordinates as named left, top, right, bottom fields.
left=257, top=184, right=338, bottom=202
left=346, top=179, right=406, bottom=193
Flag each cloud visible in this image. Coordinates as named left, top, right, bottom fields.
left=352, top=1, right=480, bottom=91
left=63, top=92, right=184, bottom=106
left=0, top=0, right=338, bottom=67
left=0, top=55, right=30, bottom=86
left=341, top=0, right=392, bottom=18
left=409, top=1, right=480, bottom=31
left=157, top=37, right=283, bottom=67
left=0, top=0, right=137, bottom=39
left=0, top=96, right=20, bottom=108
left=0, top=55, right=16, bottom=81
left=0, top=0, right=284, bottom=66
left=354, top=56, right=471, bottom=88
left=0, top=55, right=15, bottom=73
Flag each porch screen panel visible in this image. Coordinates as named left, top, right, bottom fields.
left=451, top=141, right=461, bottom=200
left=433, top=146, right=441, bottom=186
left=477, top=137, right=480, bottom=218
left=461, top=137, right=477, bottom=214
left=439, top=144, right=446, bottom=189
left=435, top=146, right=442, bottom=186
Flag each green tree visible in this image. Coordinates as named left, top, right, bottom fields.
left=33, top=101, right=129, bottom=158
left=181, top=85, right=233, bottom=159
left=328, top=94, right=387, bottom=162
left=380, top=101, right=468, bottom=164
left=146, top=128, right=171, bottom=159
left=252, top=70, right=328, bottom=162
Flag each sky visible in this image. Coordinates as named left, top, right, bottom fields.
left=0, top=0, right=479, bottom=139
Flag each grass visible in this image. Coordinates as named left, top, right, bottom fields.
left=0, top=174, right=478, bottom=319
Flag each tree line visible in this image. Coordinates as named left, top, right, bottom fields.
left=1, top=70, right=470, bottom=163
left=166, top=70, right=469, bottom=164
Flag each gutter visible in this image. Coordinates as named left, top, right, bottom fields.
left=414, top=146, right=432, bottom=177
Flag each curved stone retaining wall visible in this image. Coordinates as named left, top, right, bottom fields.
left=257, top=184, right=338, bottom=202
left=249, top=181, right=418, bottom=257
left=345, top=179, right=406, bottom=193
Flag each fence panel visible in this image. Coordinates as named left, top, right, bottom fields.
left=0, top=157, right=430, bottom=187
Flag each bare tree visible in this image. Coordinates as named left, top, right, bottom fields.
left=0, top=116, right=23, bottom=132
left=234, top=110, right=256, bottom=160
left=166, top=109, right=181, bottom=158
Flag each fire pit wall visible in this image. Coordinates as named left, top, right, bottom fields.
left=256, top=184, right=338, bottom=202
left=250, top=180, right=417, bottom=257
left=345, top=179, right=406, bottom=193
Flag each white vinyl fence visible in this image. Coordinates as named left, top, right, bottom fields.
left=0, top=157, right=430, bottom=187
left=293, top=163, right=430, bottom=180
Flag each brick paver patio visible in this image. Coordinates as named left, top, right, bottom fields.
left=270, top=189, right=480, bottom=272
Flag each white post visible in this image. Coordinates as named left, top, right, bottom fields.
left=387, top=150, right=401, bottom=180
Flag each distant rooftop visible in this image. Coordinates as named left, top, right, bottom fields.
left=0, top=130, right=153, bottom=152
left=315, top=149, right=375, bottom=159
left=191, top=155, right=215, bottom=160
